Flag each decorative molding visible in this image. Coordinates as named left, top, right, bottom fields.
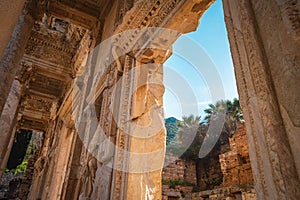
left=72, top=30, right=92, bottom=77
left=111, top=55, right=135, bottom=199
left=25, top=20, right=87, bottom=68
left=16, top=60, right=36, bottom=84
left=23, top=94, right=53, bottom=113
left=22, top=55, right=71, bottom=81
left=275, top=0, right=300, bottom=40
left=114, top=0, right=135, bottom=30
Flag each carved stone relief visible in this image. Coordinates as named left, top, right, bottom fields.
left=275, top=0, right=300, bottom=40
left=223, top=0, right=300, bottom=199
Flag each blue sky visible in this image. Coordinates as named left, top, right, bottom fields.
left=163, top=0, right=238, bottom=120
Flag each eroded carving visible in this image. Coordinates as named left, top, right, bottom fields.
left=275, top=0, right=300, bottom=40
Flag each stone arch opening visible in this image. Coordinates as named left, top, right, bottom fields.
left=161, top=1, right=256, bottom=198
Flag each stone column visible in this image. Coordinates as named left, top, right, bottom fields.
left=47, top=125, right=77, bottom=200
left=0, top=80, right=22, bottom=177
left=223, top=0, right=300, bottom=199
left=0, top=0, right=26, bottom=60
left=61, top=134, right=83, bottom=200
left=110, top=54, right=166, bottom=200
left=126, top=60, right=165, bottom=200
left=0, top=0, right=36, bottom=116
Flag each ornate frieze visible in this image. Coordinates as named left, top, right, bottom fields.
left=72, top=29, right=92, bottom=77
left=22, top=55, right=70, bottom=81
left=16, top=61, right=36, bottom=84
left=113, top=0, right=182, bottom=54
left=25, top=19, right=87, bottom=68
left=23, top=94, right=53, bottom=114
left=114, top=0, right=135, bottom=30
left=275, top=0, right=300, bottom=40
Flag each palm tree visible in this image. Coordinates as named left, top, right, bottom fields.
left=175, top=115, right=206, bottom=157
left=178, top=115, right=202, bottom=128
left=204, top=98, right=243, bottom=136
left=230, top=98, right=243, bottom=122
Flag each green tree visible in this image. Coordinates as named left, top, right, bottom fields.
left=177, top=115, right=202, bottom=128
left=204, top=98, right=243, bottom=136
left=177, top=115, right=203, bottom=145
left=176, top=115, right=206, bottom=160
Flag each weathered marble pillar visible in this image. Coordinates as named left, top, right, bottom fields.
left=0, top=0, right=26, bottom=60
left=0, top=80, right=22, bottom=177
left=47, top=124, right=77, bottom=200
left=0, top=0, right=36, bottom=116
left=110, top=55, right=166, bottom=200
left=126, top=61, right=165, bottom=200
left=61, top=134, right=83, bottom=200
left=223, top=0, right=300, bottom=199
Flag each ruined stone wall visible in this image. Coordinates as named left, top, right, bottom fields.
left=162, top=124, right=254, bottom=199
left=0, top=173, right=23, bottom=199
left=162, top=185, right=194, bottom=200
left=199, top=124, right=253, bottom=190
left=18, top=149, right=40, bottom=200
left=196, top=134, right=230, bottom=190
left=191, top=185, right=256, bottom=200
left=162, top=156, right=196, bottom=199
left=160, top=125, right=253, bottom=198
left=163, top=155, right=197, bottom=185
left=0, top=150, right=40, bottom=199
left=219, top=124, right=253, bottom=187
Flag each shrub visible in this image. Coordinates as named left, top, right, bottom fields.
left=11, top=161, right=28, bottom=174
